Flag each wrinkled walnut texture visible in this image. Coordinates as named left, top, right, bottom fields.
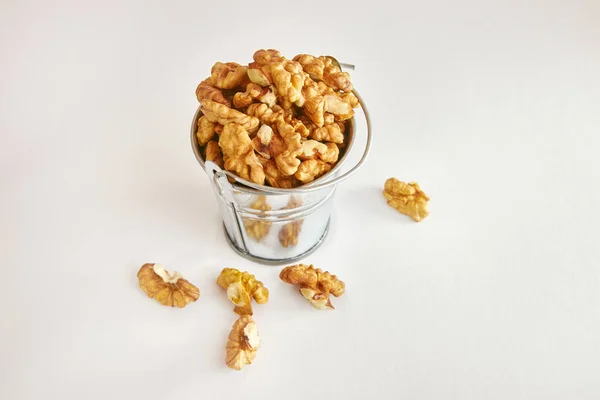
left=280, top=264, right=345, bottom=310
left=217, top=267, right=269, bottom=315
left=226, top=315, right=260, bottom=370
left=137, top=263, right=199, bottom=308
left=383, top=178, right=430, bottom=222
left=195, top=49, right=360, bottom=187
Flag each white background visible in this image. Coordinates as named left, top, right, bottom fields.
left=1, top=0, right=599, bottom=398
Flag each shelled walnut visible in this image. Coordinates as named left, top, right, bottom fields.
left=137, top=263, right=199, bottom=308
left=278, top=196, right=303, bottom=248
left=217, top=268, right=269, bottom=315
left=226, top=315, right=260, bottom=370
left=280, top=264, right=345, bottom=310
left=243, top=195, right=271, bottom=241
left=195, top=49, right=360, bottom=188
left=383, top=178, right=430, bottom=222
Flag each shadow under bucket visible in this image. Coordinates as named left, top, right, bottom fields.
left=191, top=90, right=372, bottom=265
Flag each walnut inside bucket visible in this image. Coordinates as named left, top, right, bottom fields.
left=194, top=49, right=360, bottom=188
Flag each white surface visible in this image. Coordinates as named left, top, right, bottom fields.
left=1, top=0, right=600, bottom=399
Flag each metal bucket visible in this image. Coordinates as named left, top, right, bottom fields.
left=190, top=90, right=372, bottom=265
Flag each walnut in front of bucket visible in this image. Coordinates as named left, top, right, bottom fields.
left=137, top=263, right=200, bottom=308
left=194, top=49, right=360, bottom=188
left=280, top=264, right=345, bottom=310
left=243, top=195, right=271, bottom=242
left=278, top=196, right=303, bottom=247
left=217, top=268, right=269, bottom=316
left=383, top=178, right=430, bottom=222
left=226, top=315, right=260, bottom=370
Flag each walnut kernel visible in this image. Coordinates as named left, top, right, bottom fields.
left=383, top=178, right=430, bottom=222
left=137, top=263, right=199, bottom=308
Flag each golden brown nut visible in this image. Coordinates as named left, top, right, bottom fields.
left=196, top=116, right=217, bottom=146
left=279, top=264, right=345, bottom=310
left=246, top=50, right=285, bottom=87
left=297, top=114, right=317, bottom=134
left=196, top=78, right=231, bottom=107
left=243, top=195, right=272, bottom=242
left=226, top=315, right=260, bottom=370
left=301, top=82, right=325, bottom=127
left=310, top=123, right=344, bottom=144
left=210, top=62, right=249, bottom=89
left=247, top=62, right=272, bottom=87
left=270, top=60, right=305, bottom=104
left=253, top=49, right=284, bottom=64
left=294, top=55, right=353, bottom=92
left=195, top=50, right=358, bottom=188
left=220, top=123, right=265, bottom=184
left=278, top=197, right=303, bottom=246
left=323, top=113, right=335, bottom=125
left=293, top=54, right=325, bottom=80
left=216, top=268, right=269, bottom=316
left=137, top=263, right=200, bottom=308
left=277, top=95, right=296, bottom=114
left=299, top=140, right=339, bottom=164
left=324, top=94, right=354, bottom=120
left=290, top=118, right=310, bottom=138
left=320, top=56, right=353, bottom=92
left=294, top=160, right=332, bottom=183
left=279, top=219, right=302, bottom=247
left=200, top=100, right=259, bottom=133
left=205, top=140, right=224, bottom=168
left=251, top=124, right=274, bottom=159
left=245, top=103, right=273, bottom=123
left=261, top=157, right=300, bottom=188
left=233, top=83, right=277, bottom=109
left=272, top=119, right=302, bottom=176
left=341, top=92, right=359, bottom=108
left=316, top=81, right=336, bottom=96
left=383, top=178, right=430, bottom=222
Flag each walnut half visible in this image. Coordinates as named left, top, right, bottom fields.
left=137, top=263, right=200, bottom=308
left=383, top=178, right=430, bottom=222
left=226, top=315, right=260, bottom=370
left=217, top=268, right=269, bottom=315
left=279, top=264, right=345, bottom=310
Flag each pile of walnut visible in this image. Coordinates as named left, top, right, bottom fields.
left=383, top=178, right=430, bottom=222
left=196, top=49, right=360, bottom=188
left=136, top=263, right=345, bottom=371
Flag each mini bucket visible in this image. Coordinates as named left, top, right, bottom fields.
left=191, top=90, right=372, bottom=265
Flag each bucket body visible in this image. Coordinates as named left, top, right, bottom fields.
left=191, top=89, right=371, bottom=265
left=211, top=171, right=338, bottom=264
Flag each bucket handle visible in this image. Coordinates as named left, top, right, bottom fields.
left=218, top=88, right=372, bottom=194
